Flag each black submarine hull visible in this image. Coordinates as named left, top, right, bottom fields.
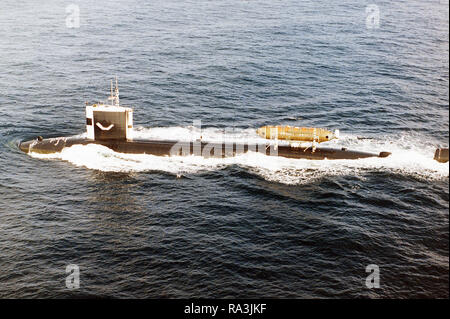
left=19, top=136, right=392, bottom=160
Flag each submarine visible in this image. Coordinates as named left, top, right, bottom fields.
left=19, top=79, right=398, bottom=161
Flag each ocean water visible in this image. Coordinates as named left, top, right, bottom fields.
left=0, top=0, right=448, bottom=298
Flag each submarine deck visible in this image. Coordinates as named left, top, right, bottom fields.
left=19, top=136, right=391, bottom=161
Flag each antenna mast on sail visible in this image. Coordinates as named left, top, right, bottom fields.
left=107, top=77, right=120, bottom=106
left=114, top=77, right=120, bottom=106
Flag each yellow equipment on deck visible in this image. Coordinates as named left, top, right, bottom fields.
left=257, top=125, right=339, bottom=143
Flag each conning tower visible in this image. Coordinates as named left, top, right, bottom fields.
left=85, top=78, right=133, bottom=141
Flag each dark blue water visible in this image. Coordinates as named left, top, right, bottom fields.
left=0, top=0, right=448, bottom=298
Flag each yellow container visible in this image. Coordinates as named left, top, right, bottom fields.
left=257, top=125, right=338, bottom=143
